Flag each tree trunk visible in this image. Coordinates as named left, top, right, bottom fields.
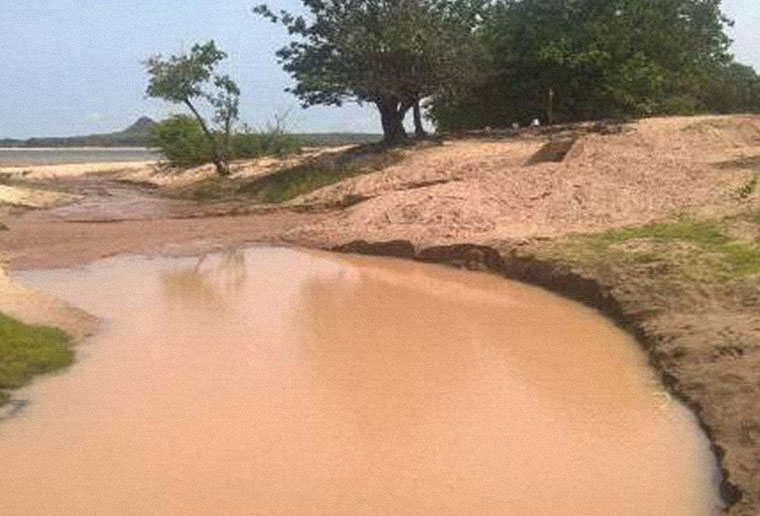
left=184, top=99, right=230, bottom=176
left=212, top=156, right=230, bottom=176
left=547, top=88, right=555, bottom=126
left=376, top=97, right=407, bottom=145
left=413, top=100, right=426, bottom=139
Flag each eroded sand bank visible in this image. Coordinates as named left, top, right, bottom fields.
left=1, top=248, right=722, bottom=516
left=1, top=115, right=758, bottom=514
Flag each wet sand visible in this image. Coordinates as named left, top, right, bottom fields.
left=0, top=247, right=721, bottom=516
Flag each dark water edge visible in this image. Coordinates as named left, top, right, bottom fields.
left=0, top=148, right=159, bottom=166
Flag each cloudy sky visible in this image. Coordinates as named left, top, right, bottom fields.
left=1, top=0, right=758, bottom=138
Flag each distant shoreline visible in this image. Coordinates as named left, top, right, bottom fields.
left=0, top=147, right=160, bottom=167
left=0, top=147, right=155, bottom=151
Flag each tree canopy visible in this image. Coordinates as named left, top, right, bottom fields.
left=255, top=0, right=486, bottom=143
left=145, top=41, right=240, bottom=175
left=429, top=0, right=758, bottom=130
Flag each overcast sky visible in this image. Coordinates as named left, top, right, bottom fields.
left=1, top=0, right=758, bottom=138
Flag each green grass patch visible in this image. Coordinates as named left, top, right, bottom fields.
left=238, top=145, right=404, bottom=203
left=0, top=312, right=73, bottom=406
left=548, top=218, right=760, bottom=283
left=718, top=242, right=760, bottom=275
left=595, top=220, right=730, bottom=247
left=169, top=144, right=405, bottom=203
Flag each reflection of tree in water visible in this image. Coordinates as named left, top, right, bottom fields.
left=292, top=268, right=483, bottom=423
left=163, top=248, right=247, bottom=312
left=295, top=267, right=483, bottom=350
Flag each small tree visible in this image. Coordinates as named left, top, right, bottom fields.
left=145, top=41, right=240, bottom=176
left=254, top=0, right=484, bottom=144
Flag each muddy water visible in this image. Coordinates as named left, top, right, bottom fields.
left=2, top=247, right=721, bottom=516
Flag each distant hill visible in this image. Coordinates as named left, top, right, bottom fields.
left=119, top=117, right=157, bottom=137
left=0, top=117, right=381, bottom=149
left=0, top=117, right=157, bottom=148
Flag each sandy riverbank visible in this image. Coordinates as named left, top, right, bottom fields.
left=1, top=114, right=758, bottom=514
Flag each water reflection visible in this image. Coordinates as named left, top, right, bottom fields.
left=0, top=247, right=722, bottom=516
left=163, top=249, right=247, bottom=312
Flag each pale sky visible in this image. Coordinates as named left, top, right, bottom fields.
left=0, top=0, right=758, bottom=138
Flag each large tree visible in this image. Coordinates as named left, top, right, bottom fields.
left=703, top=62, right=760, bottom=114
left=430, top=0, right=736, bottom=129
left=255, top=0, right=484, bottom=143
left=145, top=41, right=240, bottom=176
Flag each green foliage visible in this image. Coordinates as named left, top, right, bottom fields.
left=151, top=116, right=302, bottom=168
left=229, top=131, right=301, bottom=160
left=145, top=41, right=229, bottom=104
left=145, top=41, right=240, bottom=175
left=559, top=219, right=760, bottom=283
left=151, top=115, right=213, bottom=167
left=430, top=0, right=741, bottom=129
left=0, top=313, right=73, bottom=406
left=238, top=146, right=403, bottom=203
left=703, top=63, right=760, bottom=114
left=293, top=133, right=382, bottom=147
left=596, top=220, right=730, bottom=248
left=255, top=0, right=486, bottom=142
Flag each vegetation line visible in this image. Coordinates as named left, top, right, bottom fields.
left=0, top=313, right=74, bottom=408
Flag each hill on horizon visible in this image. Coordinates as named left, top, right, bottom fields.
left=0, top=117, right=381, bottom=148
left=0, top=117, right=158, bottom=148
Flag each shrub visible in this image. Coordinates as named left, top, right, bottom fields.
left=150, top=115, right=213, bottom=167
left=229, top=131, right=301, bottom=160
left=239, top=145, right=402, bottom=203
left=151, top=116, right=301, bottom=168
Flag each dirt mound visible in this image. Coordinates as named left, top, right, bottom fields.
left=115, top=146, right=354, bottom=188
left=288, top=115, right=760, bottom=249
left=677, top=116, right=760, bottom=149
left=0, top=185, right=81, bottom=209
left=1, top=113, right=759, bottom=516
left=0, top=161, right=155, bottom=181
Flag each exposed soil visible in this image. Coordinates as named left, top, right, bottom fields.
left=0, top=204, right=322, bottom=271
left=1, top=114, right=759, bottom=515
left=0, top=267, right=96, bottom=342
left=0, top=184, right=82, bottom=209
left=287, top=116, right=759, bottom=247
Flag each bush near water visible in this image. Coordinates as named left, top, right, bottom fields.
left=150, top=115, right=301, bottom=168
left=0, top=313, right=73, bottom=407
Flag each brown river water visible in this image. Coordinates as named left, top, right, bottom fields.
left=1, top=247, right=721, bottom=516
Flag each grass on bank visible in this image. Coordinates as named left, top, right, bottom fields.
left=542, top=216, right=760, bottom=283
left=179, top=144, right=406, bottom=203
left=0, top=313, right=73, bottom=407
left=151, top=115, right=302, bottom=169
left=238, top=145, right=404, bottom=203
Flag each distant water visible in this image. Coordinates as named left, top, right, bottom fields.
left=0, top=148, right=159, bottom=166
